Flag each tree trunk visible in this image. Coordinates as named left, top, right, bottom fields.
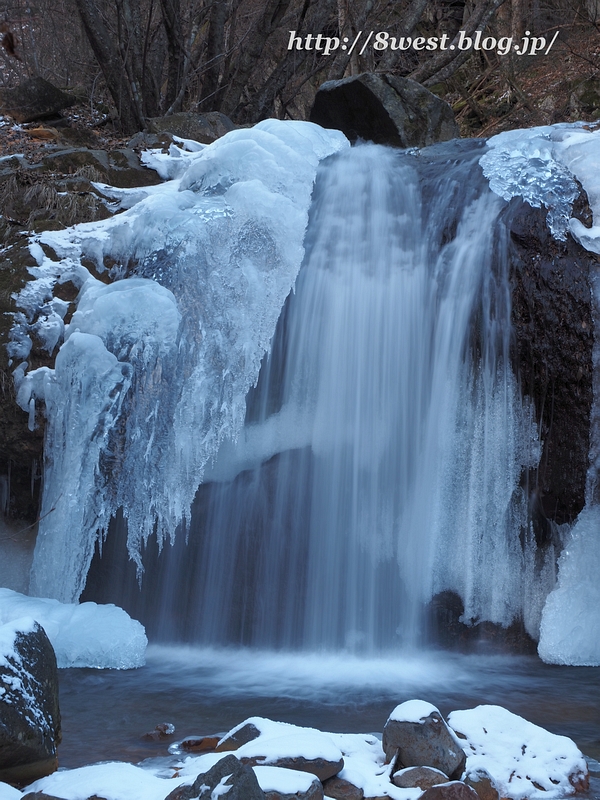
left=73, top=0, right=144, bottom=132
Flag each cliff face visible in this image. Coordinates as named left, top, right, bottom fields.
left=507, top=196, right=598, bottom=531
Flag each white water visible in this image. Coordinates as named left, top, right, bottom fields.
left=129, top=141, right=543, bottom=650
left=12, top=121, right=600, bottom=661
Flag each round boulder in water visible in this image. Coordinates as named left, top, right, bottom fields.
left=382, top=700, right=466, bottom=779
left=309, top=73, right=459, bottom=147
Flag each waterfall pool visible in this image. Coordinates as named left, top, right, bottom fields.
left=58, top=645, right=600, bottom=795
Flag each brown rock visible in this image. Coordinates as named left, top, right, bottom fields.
left=264, top=775, right=324, bottom=800
left=322, top=776, right=364, bottom=799
left=179, top=734, right=221, bottom=752
left=382, top=703, right=466, bottom=779
left=393, top=765, right=449, bottom=789
left=21, top=793, right=68, bottom=800
left=421, top=782, right=480, bottom=800
left=216, top=721, right=262, bottom=751
left=464, top=769, right=499, bottom=800
left=241, top=755, right=344, bottom=782
left=140, top=722, right=175, bottom=741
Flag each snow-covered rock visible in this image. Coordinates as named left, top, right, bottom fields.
left=448, top=705, right=589, bottom=800
left=0, top=619, right=60, bottom=784
left=0, top=588, right=147, bottom=669
left=383, top=701, right=466, bottom=779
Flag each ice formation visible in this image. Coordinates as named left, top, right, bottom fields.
left=483, top=123, right=600, bottom=666
left=12, top=120, right=348, bottom=603
left=0, top=588, right=147, bottom=668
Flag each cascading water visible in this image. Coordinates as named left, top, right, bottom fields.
left=18, top=120, right=600, bottom=662
left=84, top=138, right=544, bottom=651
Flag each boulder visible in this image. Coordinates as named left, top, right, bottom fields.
left=420, top=782, right=480, bottom=800
left=382, top=700, right=465, bottom=779
left=216, top=720, right=262, bottom=751
left=310, top=73, right=459, bottom=148
left=164, top=754, right=265, bottom=800
left=322, top=776, right=364, bottom=799
left=392, top=765, right=449, bottom=789
left=464, top=768, right=499, bottom=800
left=241, top=754, right=343, bottom=782
left=145, top=111, right=235, bottom=144
left=0, top=620, right=61, bottom=784
left=0, top=77, right=75, bottom=123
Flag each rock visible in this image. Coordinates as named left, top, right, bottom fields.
left=570, top=77, right=600, bottom=116
left=263, top=776, right=324, bottom=800
left=392, top=765, right=449, bottom=789
left=22, top=794, right=68, bottom=800
left=382, top=700, right=465, bottom=779
left=0, top=77, right=76, bottom=123
left=310, top=73, right=459, bottom=148
left=177, top=734, right=221, bottom=752
left=164, top=754, right=265, bottom=800
left=216, top=721, right=262, bottom=751
left=241, top=754, right=343, bottom=782
left=420, top=782, right=480, bottom=800
left=145, top=111, right=235, bottom=144
left=140, top=722, right=175, bottom=741
left=507, top=197, right=598, bottom=522
left=0, top=621, right=61, bottom=784
left=464, top=768, right=499, bottom=800
left=322, top=776, right=364, bottom=799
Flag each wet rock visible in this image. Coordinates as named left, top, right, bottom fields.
left=0, top=77, right=75, bottom=123
left=216, top=721, right=262, bottom=751
left=177, top=734, right=221, bottom=752
left=145, top=111, right=235, bottom=144
left=310, top=73, right=459, bottom=148
left=0, top=621, right=61, bottom=785
left=420, top=782, right=480, bottom=800
left=241, top=754, right=344, bottom=782
left=322, top=776, right=364, bottom=799
left=382, top=701, right=465, bottom=779
left=164, top=754, right=265, bottom=800
left=507, top=198, right=598, bottom=522
left=426, top=591, right=537, bottom=655
left=464, top=768, right=500, bottom=800
left=392, top=765, right=449, bottom=789
left=140, top=722, right=175, bottom=741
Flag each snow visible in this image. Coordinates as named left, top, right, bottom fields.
left=253, top=765, right=317, bottom=794
left=538, top=506, right=600, bottom=665
left=389, top=700, right=440, bottom=723
left=0, top=783, right=21, bottom=800
left=448, top=705, right=588, bottom=800
left=0, top=588, right=147, bottom=669
left=26, top=762, right=186, bottom=800
left=11, top=119, right=348, bottom=604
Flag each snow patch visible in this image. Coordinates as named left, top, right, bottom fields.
left=389, top=699, right=440, bottom=723
left=448, top=705, right=588, bottom=800
left=0, top=588, right=147, bottom=669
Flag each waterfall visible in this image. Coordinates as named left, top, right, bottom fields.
left=86, top=139, right=543, bottom=651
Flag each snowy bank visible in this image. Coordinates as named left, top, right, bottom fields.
left=0, top=588, right=146, bottom=669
